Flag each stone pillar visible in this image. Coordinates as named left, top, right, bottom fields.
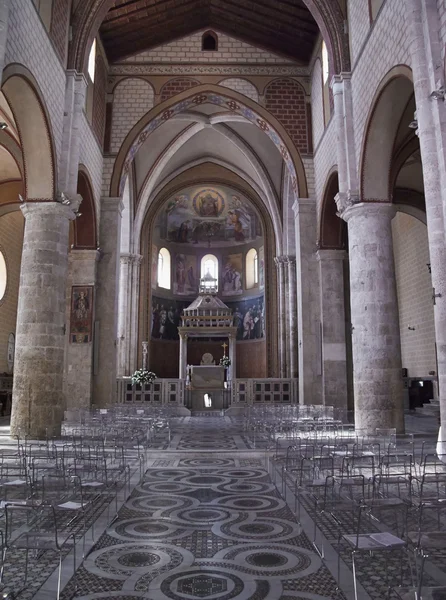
left=229, top=332, right=236, bottom=381
left=405, top=0, right=446, bottom=449
left=274, top=257, right=287, bottom=378
left=179, top=333, right=187, bottom=380
left=117, top=253, right=142, bottom=376
left=64, top=249, right=99, bottom=410
left=293, top=198, right=322, bottom=404
left=59, top=71, right=88, bottom=195
left=339, top=201, right=404, bottom=433
left=331, top=73, right=358, bottom=195
left=93, top=197, right=123, bottom=407
left=0, top=0, right=10, bottom=80
left=316, top=249, right=348, bottom=411
left=286, top=256, right=298, bottom=379
left=11, top=200, right=79, bottom=439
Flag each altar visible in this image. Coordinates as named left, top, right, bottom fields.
left=189, top=365, right=225, bottom=389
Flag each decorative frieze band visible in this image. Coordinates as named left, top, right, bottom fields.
left=109, top=63, right=309, bottom=77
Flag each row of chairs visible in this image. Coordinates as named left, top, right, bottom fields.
left=270, top=428, right=445, bottom=600
left=0, top=405, right=170, bottom=598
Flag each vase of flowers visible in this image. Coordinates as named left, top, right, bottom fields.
left=219, top=356, right=231, bottom=382
left=131, top=369, right=157, bottom=389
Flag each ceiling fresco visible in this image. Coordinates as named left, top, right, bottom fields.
left=154, top=185, right=263, bottom=248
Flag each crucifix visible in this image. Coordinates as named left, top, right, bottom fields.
left=432, top=287, right=442, bottom=305
left=222, top=342, right=228, bottom=357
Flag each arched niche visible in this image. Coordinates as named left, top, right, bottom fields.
left=73, top=169, right=98, bottom=249
left=319, top=170, right=346, bottom=249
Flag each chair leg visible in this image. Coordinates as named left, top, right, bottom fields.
left=0, top=546, right=7, bottom=584
left=57, top=551, right=62, bottom=600
left=352, top=551, right=358, bottom=600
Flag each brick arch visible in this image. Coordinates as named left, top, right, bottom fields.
left=74, top=168, right=98, bottom=249
left=360, top=65, right=414, bottom=202
left=218, top=78, right=259, bottom=103
left=264, top=78, right=309, bottom=154
left=319, top=170, right=346, bottom=249
left=110, top=84, right=308, bottom=200
left=160, top=78, right=200, bottom=102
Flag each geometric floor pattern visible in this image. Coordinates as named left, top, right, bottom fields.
left=61, top=455, right=344, bottom=600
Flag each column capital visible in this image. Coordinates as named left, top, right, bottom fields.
left=274, top=256, right=287, bottom=268
left=101, top=196, right=124, bottom=215
left=331, top=71, right=352, bottom=92
left=341, top=201, right=396, bottom=224
left=66, top=69, right=88, bottom=90
left=21, top=199, right=79, bottom=221
left=316, top=249, right=347, bottom=262
left=292, top=197, right=316, bottom=217
left=120, top=252, right=143, bottom=266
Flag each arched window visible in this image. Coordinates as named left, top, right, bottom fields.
left=0, top=250, right=7, bottom=301
left=88, top=39, right=97, bottom=83
left=158, top=248, right=171, bottom=289
left=246, top=248, right=258, bottom=289
left=202, top=31, right=218, bottom=51
left=200, top=254, right=218, bottom=292
left=321, top=40, right=331, bottom=124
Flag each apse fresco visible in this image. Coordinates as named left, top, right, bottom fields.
left=173, top=253, right=198, bottom=296
left=155, top=185, right=262, bottom=247
left=222, top=253, right=243, bottom=296
left=151, top=294, right=265, bottom=341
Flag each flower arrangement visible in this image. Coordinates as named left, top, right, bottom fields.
left=131, top=369, right=157, bottom=386
left=219, top=356, right=231, bottom=368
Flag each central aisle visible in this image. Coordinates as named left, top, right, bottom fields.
left=58, top=416, right=343, bottom=600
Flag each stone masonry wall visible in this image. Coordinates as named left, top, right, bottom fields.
left=392, top=212, right=436, bottom=377
left=0, top=212, right=24, bottom=372
left=111, top=78, right=155, bottom=153
left=121, top=30, right=294, bottom=64
left=347, top=0, right=371, bottom=67
left=265, top=79, right=309, bottom=154
left=219, top=78, right=259, bottom=102
left=50, top=0, right=70, bottom=64
left=160, top=77, right=200, bottom=102
left=6, top=0, right=66, bottom=165
left=79, top=112, right=104, bottom=218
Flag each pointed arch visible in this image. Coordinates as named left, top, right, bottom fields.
left=74, top=168, right=98, bottom=249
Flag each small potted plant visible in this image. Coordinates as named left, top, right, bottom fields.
left=219, top=356, right=231, bottom=368
left=131, top=368, right=157, bottom=390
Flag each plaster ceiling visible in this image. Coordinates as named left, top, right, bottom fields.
left=0, top=145, right=20, bottom=182
left=100, top=0, right=319, bottom=63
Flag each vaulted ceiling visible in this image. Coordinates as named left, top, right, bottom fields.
left=99, top=0, right=320, bottom=63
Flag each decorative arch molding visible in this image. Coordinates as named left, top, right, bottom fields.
left=2, top=64, right=57, bottom=201
left=110, top=84, right=308, bottom=199
left=138, top=164, right=279, bottom=376
left=319, top=168, right=346, bottom=249
left=359, top=65, right=414, bottom=202
left=69, top=0, right=349, bottom=78
left=74, top=167, right=98, bottom=249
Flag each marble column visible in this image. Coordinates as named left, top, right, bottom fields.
left=228, top=332, right=236, bottom=381
left=286, top=256, right=298, bottom=379
left=405, top=0, right=446, bottom=450
left=293, top=198, right=322, bottom=405
left=64, top=249, right=99, bottom=410
left=11, top=199, right=79, bottom=439
left=317, top=249, right=348, bottom=411
left=0, top=0, right=10, bottom=80
left=117, top=253, right=142, bottom=376
left=339, top=201, right=404, bottom=433
left=274, top=257, right=287, bottom=378
left=93, top=197, right=123, bottom=407
left=179, top=333, right=187, bottom=380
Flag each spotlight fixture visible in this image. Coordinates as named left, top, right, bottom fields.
left=56, top=191, right=71, bottom=206
left=0, top=122, right=8, bottom=130
left=18, top=194, right=24, bottom=203
left=408, top=326, right=416, bottom=331
left=408, top=120, right=418, bottom=130
left=75, top=211, right=82, bottom=218
left=429, top=86, right=446, bottom=100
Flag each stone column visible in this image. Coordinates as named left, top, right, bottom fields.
left=339, top=201, right=404, bottom=433
left=286, top=256, right=298, bottom=379
left=117, top=253, right=142, bottom=376
left=11, top=200, right=79, bottom=438
left=331, top=73, right=358, bottom=195
left=59, top=71, right=88, bottom=195
left=64, top=249, right=100, bottom=410
left=293, top=198, right=322, bottom=405
left=0, top=0, right=10, bottom=80
left=179, top=333, right=187, bottom=380
left=405, top=0, right=446, bottom=450
left=93, top=197, right=123, bottom=407
left=229, top=332, right=236, bottom=381
left=274, top=257, right=287, bottom=378
left=316, top=249, right=348, bottom=411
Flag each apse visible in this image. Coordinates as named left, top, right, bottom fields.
left=149, top=183, right=266, bottom=379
